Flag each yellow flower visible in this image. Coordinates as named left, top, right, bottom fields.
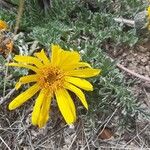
left=0, top=20, right=8, bottom=30
left=147, top=6, right=150, bottom=19
left=146, top=6, right=150, bottom=30
left=8, top=44, right=100, bottom=128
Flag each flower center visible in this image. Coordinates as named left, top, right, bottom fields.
left=37, top=66, right=64, bottom=92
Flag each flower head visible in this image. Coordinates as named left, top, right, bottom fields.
left=0, top=20, right=8, bottom=30
left=8, top=44, right=100, bottom=128
left=0, top=36, right=13, bottom=56
left=147, top=6, right=150, bottom=17
left=146, top=6, right=150, bottom=30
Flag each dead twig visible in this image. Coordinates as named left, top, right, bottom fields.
left=0, top=136, right=11, bottom=150
left=123, top=124, right=149, bottom=147
left=117, top=63, right=150, bottom=83
left=68, top=121, right=81, bottom=150
left=0, top=88, right=15, bottom=105
left=14, top=0, right=25, bottom=35
left=114, top=17, right=135, bottom=27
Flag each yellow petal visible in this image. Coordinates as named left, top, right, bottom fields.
left=51, top=44, right=63, bottom=66
left=0, top=20, right=8, bottom=30
left=55, top=88, right=76, bottom=124
left=64, top=82, right=88, bottom=109
left=14, top=55, right=43, bottom=68
left=34, top=49, right=50, bottom=65
left=62, top=62, right=91, bottom=70
left=37, top=92, right=52, bottom=128
left=31, top=89, right=49, bottom=126
left=147, top=6, right=150, bottom=16
left=65, top=76, right=93, bottom=91
left=59, top=51, right=80, bottom=67
left=66, top=68, right=101, bottom=78
left=9, top=84, right=39, bottom=110
left=51, top=44, right=80, bottom=67
left=15, top=75, right=38, bottom=90
left=15, top=82, right=22, bottom=90
left=7, top=63, right=38, bottom=72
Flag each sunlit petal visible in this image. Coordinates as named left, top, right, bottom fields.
left=55, top=88, right=76, bottom=124
left=65, top=76, right=93, bottom=91
left=15, top=75, right=38, bottom=90
left=34, top=49, right=50, bottom=64
left=7, top=63, right=38, bottom=72
left=51, top=44, right=63, bottom=66
left=59, top=51, right=80, bottom=66
left=32, top=89, right=51, bottom=127
left=62, top=62, right=91, bottom=70
left=9, top=84, right=39, bottom=110
left=37, top=92, right=52, bottom=128
left=14, top=55, right=43, bottom=68
left=66, top=68, right=101, bottom=78
left=64, top=82, right=88, bottom=109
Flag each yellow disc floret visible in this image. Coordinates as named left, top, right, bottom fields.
left=37, top=66, right=65, bottom=91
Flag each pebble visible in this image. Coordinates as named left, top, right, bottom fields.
left=138, top=45, right=147, bottom=52
left=145, top=66, right=150, bottom=72
left=141, top=58, right=147, bottom=63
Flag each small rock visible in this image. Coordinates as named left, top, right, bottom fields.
left=138, top=68, right=144, bottom=75
left=145, top=75, right=149, bottom=78
left=141, top=58, right=147, bottom=63
left=138, top=45, right=147, bottom=52
left=145, top=65, right=150, bottom=71
left=122, top=53, right=127, bottom=57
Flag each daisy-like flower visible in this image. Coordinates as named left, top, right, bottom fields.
left=0, top=20, right=8, bottom=30
left=146, top=6, right=150, bottom=30
left=8, top=44, right=100, bottom=128
left=147, top=6, right=150, bottom=18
